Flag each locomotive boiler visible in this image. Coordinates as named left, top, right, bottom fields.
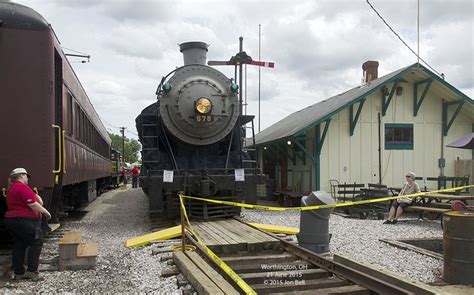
left=136, top=42, right=264, bottom=219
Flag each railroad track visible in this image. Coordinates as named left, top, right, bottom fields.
left=178, top=220, right=434, bottom=295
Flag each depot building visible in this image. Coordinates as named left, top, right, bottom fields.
left=255, top=62, right=473, bottom=194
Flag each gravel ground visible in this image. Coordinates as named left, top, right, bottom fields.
left=241, top=208, right=443, bottom=283
left=3, top=186, right=182, bottom=294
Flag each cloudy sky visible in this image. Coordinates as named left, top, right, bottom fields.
left=14, top=0, right=474, bottom=139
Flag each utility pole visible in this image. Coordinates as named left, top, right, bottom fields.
left=120, top=127, right=126, bottom=166
left=258, top=24, right=261, bottom=133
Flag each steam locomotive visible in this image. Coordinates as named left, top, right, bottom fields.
left=136, top=42, right=264, bottom=219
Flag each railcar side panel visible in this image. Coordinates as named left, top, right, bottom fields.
left=0, top=28, right=55, bottom=191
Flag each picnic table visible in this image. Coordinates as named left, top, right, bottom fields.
left=403, top=193, right=474, bottom=220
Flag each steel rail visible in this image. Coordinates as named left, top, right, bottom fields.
left=275, top=236, right=417, bottom=295
left=185, top=225, right=428, bottom=295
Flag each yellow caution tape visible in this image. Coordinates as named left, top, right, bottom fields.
left=181, top=185, right=474, bottom=212
left=179, top=195, right=256, bottom=295
left=171, top=244, right=196, bottom=252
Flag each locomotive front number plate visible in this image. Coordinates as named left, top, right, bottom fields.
left=196, top=115, right=213, bottom=123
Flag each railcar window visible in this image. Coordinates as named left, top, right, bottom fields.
left=81, top=111, right=85, bottom=143
left=88, top=120, right=92, bottom=147
left=67, top=93, right=73, bottom=135
left=76, top=103, right=80, bottom=139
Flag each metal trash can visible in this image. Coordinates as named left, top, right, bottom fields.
left=443, top=211, right=474, bottom=285
left=297, top=191, right=335, bottom=253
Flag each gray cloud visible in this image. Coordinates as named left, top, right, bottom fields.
left=16, top=0, right=473, bottom=134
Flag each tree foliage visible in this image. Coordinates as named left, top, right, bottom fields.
left=109, top=132, right=141, bottom=164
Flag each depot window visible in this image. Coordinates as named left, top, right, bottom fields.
left=385, top=124, right=413, bottom=150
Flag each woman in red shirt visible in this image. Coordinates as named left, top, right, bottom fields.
left=4, top=168, right=51, bottom=281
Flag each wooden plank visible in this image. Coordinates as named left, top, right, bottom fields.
left=186, top=251, right=239, bottom=295
left=219, top=219, right=262, bottom=244
left=196, top=222, right=244, bottom=253
left=232, top=220, right=281, bottom=251
left=59, top=232, right=81, bottom=245
left=219, top=220, right=265, bottom=252
left=126, top=225, right=181, bottom=247
left=161, top=266, right=180, bottom=277
left=192, top=223, right=225, bottom=245
left=172, top=251, right=225, bottom=295
left=195, top=222, right=233, bottom=245
left=241, top=222, right=280, bottom=243
left=191, top=223, right=225, bottom=253
left=59, top=244, right=78, bottom=260
left=77, top=243, right=98, bottom=257
left=208, top=221, right=248, bottom=244
left=406, top=206, right=449, bottom=213
left=247, top=222, right=299, bottom=235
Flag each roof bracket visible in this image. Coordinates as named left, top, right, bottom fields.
left=293, top=138, right=306, bottom=165
left=288, top=145, right=296, bottom=165
left=443, top=99, right=466, bottom=136
left=413, top=79, right=433, bottom=116
left=293, top=137, right=316, bottom=163
left=349, top=98, right=366, bottom=136
left=382, top=79, right=400, bottom=116
left=315, top=119, right=331, bottom=155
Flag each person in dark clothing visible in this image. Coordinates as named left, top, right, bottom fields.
left=4, top=168, right=51, bottom=281
left=130, top=166, right=139, bottom=188
left=121, top=167, right=128, bottom=185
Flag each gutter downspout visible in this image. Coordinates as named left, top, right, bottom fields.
left=378, top=113, right=382, bottom=184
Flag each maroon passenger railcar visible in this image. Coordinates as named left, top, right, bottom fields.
left=0, top=2, right=111, bottom=222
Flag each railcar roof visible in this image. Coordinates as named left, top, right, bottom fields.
left=0, top=1, right=49, bottom=31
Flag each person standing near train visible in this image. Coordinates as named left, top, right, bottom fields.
left=4, top=168, right=51, bottom=281
left=130, top=166, right=139, bottom=188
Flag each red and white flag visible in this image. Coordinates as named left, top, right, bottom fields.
left=250, top=60, right=275, bottom=68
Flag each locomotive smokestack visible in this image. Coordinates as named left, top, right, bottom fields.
left=179, top=41, right=209, bottom=66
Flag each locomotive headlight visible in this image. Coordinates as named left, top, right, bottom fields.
left=195, top=97, right=212, bottom=114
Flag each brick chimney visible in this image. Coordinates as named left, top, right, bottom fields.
left=362, top=61, right=379, bottom=83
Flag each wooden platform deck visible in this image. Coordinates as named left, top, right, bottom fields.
left=191, top=219, right=280, bottom=254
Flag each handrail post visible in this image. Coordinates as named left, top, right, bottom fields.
left=62, top=130, right=67, bottom=173
left=179, top=193, right=185, bottom=252
left=51, top=125, right=62, bottom=174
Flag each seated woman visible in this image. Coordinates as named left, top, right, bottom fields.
left=384, top=172, right=420, bottom=224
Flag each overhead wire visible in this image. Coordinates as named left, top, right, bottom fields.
left=365, top=0, right=443, bottom=77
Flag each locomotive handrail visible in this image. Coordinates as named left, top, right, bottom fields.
left=62, top=130, right=66, bottom=174
left=52, top=124, right=62, bottom=174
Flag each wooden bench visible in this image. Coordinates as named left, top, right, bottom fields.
left=405, top=206, right=450, bottom=221
left=59, top=232, right=98, bottom=271
left=337, top=183, right=365, bottom=202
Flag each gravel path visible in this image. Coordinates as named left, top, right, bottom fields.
left=3, top=187, right=182, bottom=294
left=241, top=208, right=443, bottom=283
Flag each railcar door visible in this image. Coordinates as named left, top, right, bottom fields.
left=49, top=50, right=64, bottom=221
